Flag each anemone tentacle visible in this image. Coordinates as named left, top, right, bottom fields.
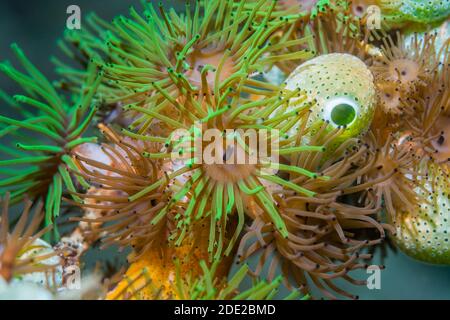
left=56, top=0, right=315, bottom=130
left=237, top=128, right=394, bottom=299
left=107, top=255, right=307, bottom=300
left=68, top=124, right=172, bottom=258
left=0, top=193, right=61, bottom=284
left=0, top=45, right=102, bottom=238
left=118, top=64, right=331, bottom=262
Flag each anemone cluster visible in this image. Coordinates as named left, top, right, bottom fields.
left=0, top=0, right=449, bottom=300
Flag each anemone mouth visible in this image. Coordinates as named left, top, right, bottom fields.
left=204, top=163, right=256, bottom=184
left=202, top=142, right=257, bottom=183
left=381, top=92, right=401, bottom=114
left=185, top=48, right=236, bottom=87
left=377, top=81, right=404, bottom=115
left=350, top=0, right=378, bottom=17
left=353, top=4, right=366, bottom=17
left=388, top=58, right=420, bottom=84
left=430, top=116, right=450, bottom=162
left=324, top=97, right=359, bottom=127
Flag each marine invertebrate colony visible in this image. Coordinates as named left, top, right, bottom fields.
left=0, top=0, right=449, bottom=301
left=69, top=124, right=170, bottom=257
left=371, top=32, right=440, bottom=117
left=0, top=193, right=61, bottom=286
left=0, top=45, right=101, bottom=239
left=237, top=128, right=394, bottom=299
left=57, top=0, right=313, bottom=128
left=108, top=257, right=305, bottom=300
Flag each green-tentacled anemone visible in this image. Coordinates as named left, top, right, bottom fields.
left=56, top=0, right=313, bottom=130
left=0, top=45, right=102, bottom=238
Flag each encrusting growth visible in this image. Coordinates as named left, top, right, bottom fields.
left=394, top=161, right=450, bottom=264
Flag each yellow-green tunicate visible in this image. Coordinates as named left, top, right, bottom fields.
left=395, top=163, right=450, bottom=265
left=381, top=0, right=450, bottom=29
left=352, top=0, right=450, bottom=30
left=284, top=53, right=376, bottom=153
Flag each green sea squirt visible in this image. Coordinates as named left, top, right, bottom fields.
left=283, top=53, right=376, bottom=154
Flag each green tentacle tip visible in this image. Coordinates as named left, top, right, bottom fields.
left=0, top=63, right=9, bottom=73
left=310, top=0, right=331, bottom=18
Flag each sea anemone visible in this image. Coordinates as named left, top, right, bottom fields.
left=373, top=79, right=412, bottom=121
left=109, top=35, right=384, bottom=298
left=2, top=0, right=449, bottom=301
left=68, top=124, right=171, bottom=259
left=362, top=131, right=420, bottom=225
left=0, top=193, right=61, bottom=284
left=399, top=40, right=449, bottom=163
left=57, top=0, right=311, bottom=129
left=369, top=37, right=450, bottom=264
left=108, top=256, right=306, bottom=300
left=0, top=45, right=102, bottom=237
left=371, top=33, right=439, bottom=97
left=124, top=80, right=328, bottom=262
left=262, top=0, right=374, bottom=75
left=367, top=32, right=446, bottom=146
left=237, top=128, right=394, bottom=299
